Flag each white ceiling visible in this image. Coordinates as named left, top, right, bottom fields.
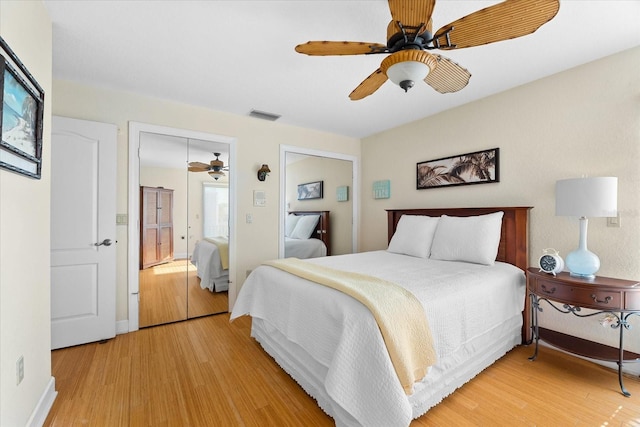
left=44, top=1, right=640, bottom=139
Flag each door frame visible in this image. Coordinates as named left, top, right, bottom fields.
left=279, top=145, right=359, bottom=258
left=128, top=122, right=237, bottom=332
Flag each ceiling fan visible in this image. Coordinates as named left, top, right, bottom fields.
left=188, top=152, right=229, bottom=180
left=295, top=0, right=560, bottom=100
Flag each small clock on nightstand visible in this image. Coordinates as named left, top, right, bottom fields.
left=538, top=248, right=564, bottom=276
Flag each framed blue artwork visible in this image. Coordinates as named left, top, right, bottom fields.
left=0, top=36, right=45, bottom=179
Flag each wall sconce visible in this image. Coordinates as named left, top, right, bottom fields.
left=257, top=164, right=270, bottom=181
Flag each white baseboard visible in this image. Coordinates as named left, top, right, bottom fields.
left=27, top=376, right=57, bottom=427
left=116, top=319, right=129, bottom=335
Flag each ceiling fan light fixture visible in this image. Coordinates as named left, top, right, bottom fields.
left=381, top=50, right=437, bottom=93
left=208, top=170, right=225, bottom=180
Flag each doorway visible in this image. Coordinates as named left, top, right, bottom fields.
left=128, top=122, right=236, bottom=331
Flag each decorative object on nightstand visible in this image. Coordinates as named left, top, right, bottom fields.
left=257, top=164, right=270, bottom=181
left=538, top=248, right=564, bottom=276
left=555, top=177, right=617, bottom=279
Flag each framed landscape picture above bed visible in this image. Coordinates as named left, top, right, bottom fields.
left=297, top=180, right=323, bottom=200
left=0, top=36, right=45, bottom=179
left=417, top=147, right=499, bottom=190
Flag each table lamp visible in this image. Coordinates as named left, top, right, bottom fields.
left=555, top=177, right=617, bottom=279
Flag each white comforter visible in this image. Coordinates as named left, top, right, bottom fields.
left=231, top=251, right=525, bottom=427
left=284, top=237, right=327, bottom=258
left=191, top=239, right=228, bottom=291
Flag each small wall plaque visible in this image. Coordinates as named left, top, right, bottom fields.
left=336, top=185, right=349, bottom=202
left=372, top=180, right=390, bottom=199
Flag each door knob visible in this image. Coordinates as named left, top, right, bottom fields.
left=95, top=239, right=112, bottom=247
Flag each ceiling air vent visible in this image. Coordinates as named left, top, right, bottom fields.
left=249, top=109, right=281, bottom=121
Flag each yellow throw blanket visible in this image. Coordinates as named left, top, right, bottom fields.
left=263, top=258, right=437, bottom=394
left=204, top=237, right=229, bottom=270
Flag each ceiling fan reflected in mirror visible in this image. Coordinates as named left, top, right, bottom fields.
left=188, top=152, right=229, bottom=180
left=295, top=0, right=560, bottom=100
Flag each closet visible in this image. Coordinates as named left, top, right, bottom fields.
left=137, top=131, right=231, bottom=328
left=140, top=186, right=174, bottom=269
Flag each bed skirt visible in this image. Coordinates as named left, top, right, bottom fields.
left=250, top=313, right=522, bottom=427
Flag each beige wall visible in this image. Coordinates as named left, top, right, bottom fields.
left=361, top=47, right=640, bottom=357
left=52, top=80, right=361, bottom=321
left=0, top=1, right=54, bottom=425
left=286, top=156, right=353, bottom=255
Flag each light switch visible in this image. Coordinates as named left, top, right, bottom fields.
left=246, top=213, right=253, bottom=224
left=607, top=213, right=621, bottom=228
left=253, top=190, right=266, bottom=207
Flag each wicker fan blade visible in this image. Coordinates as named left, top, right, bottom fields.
left=188, top=161, right=210, bottom=172
left=388, top=0, right=436, bottom=31
left=349, top=69, right=388, bottom=101
left=425, top=55, right=471, bottom=94
left=295, top=41, right=387, bottom=56
left=433, top=0, right=560, bottom=50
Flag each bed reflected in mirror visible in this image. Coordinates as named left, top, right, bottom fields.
left=283, top=151, right=355, bottom=258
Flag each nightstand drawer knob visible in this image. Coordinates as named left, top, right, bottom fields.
left=541, top=284, right=556, bottom=294
left=591, top=294, right=612, bottom=304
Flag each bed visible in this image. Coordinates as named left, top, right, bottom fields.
left=231, top=206, right=531, bottom=426
left=190, top=237, right=229, bottom=292
left=285, top=210, right=331, bottom=258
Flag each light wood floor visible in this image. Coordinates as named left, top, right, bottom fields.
left=139, top=259, right=228, bottom=327
left=45, top=314, right=640, bottom=426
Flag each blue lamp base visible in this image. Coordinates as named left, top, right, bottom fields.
left=565, top=248, right=599, bottom=280
left=566, top=217, right=600, bottom=280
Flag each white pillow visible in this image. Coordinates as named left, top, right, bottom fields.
left=430, top=211, right=504, bottom=265
left=285, top=214, right=301, bottom=237
left=387, top=215, right=440, bottom=258
left=290, top=214, right=320, bottom=240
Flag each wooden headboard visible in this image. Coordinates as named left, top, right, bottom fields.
left=387, top=207, right=532, bottom=271
left=289, top=211, right=331, bottom=256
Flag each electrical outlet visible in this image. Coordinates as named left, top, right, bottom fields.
left=16, top=356, right=24, bottom=385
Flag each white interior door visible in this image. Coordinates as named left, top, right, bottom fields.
left=51, top=116, right=117, bottom=349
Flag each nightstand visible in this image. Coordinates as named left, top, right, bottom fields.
left=526, top=267, right=640, bottom=396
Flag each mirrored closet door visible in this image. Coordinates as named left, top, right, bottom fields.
left=283, top=151, right=357, bottom=258
left=138, top=133, right=229, bottom=327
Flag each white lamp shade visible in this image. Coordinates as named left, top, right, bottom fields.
left=556, top=177, right=617, bottom=218
left=386, top=61, right=430, bottom=86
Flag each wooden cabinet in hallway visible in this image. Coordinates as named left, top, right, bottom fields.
left=140, top=186, right=174, bottom=269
